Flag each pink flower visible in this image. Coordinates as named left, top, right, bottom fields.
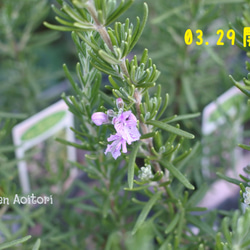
left=91, top=99, right=141, bottom=159
left=104, top=134, right=127, bottom=159
left=113, top=111, right=141, bottom=144
left=91, top=112, right=109, bottom=126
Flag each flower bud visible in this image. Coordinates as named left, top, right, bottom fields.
left=107, top=109, right=115, bottom=118
left=116, top=98, right=124, bottom=110
left=243, top=187, right=250, bottom=205
left=91, top=112, right=109, bottom=126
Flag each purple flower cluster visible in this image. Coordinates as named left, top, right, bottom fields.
left=91, top=99, right=141, bottom=159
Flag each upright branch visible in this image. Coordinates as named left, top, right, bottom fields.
left=44, top=0, right=196, bottom=195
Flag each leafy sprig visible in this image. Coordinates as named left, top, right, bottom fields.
left=43, top=1, right=219, bottom=248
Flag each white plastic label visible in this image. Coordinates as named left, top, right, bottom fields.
left=12, top=100, right=77, bottom=194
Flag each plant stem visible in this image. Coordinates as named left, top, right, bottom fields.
left=86, top=1, right=114, bottom=52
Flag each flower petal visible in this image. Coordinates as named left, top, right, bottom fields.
left=113, top=110, right=141, bottom=144
left=91, top=112, right=109, bottom=126
left=105, top=134, right=123, bottom=159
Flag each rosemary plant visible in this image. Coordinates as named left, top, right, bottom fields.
left=43, top=0, right=205, bottom=248
left=2, top=0, right=250, bottom=249
left=43, top=0, right=250, bottom=249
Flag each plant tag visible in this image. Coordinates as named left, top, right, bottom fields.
left=202, top=86, right=246, bottom=178
left=12, top=100, right=77, bottom=194
left=202, top=86, right=245, bottom=135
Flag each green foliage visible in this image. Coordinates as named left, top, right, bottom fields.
left=230, top=0, right=250, bottom=157
left=129, top=0, right=245, bottom=179
left=215, top=208, right=250, bottom=250
left=0, top=0, right=61, bottom=115
left=138, top=0, right=242, bottom=115
left=42, top=0, right=245, bottom=248
left=0, top=235, right=31, bottom=249
left=1, top=0, right=250, bottom=249
left=0, top=117, right=41, bottom=249
left=230, top=1, right=250, bottom=100
left=0, top=116, right=20, bottom=195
